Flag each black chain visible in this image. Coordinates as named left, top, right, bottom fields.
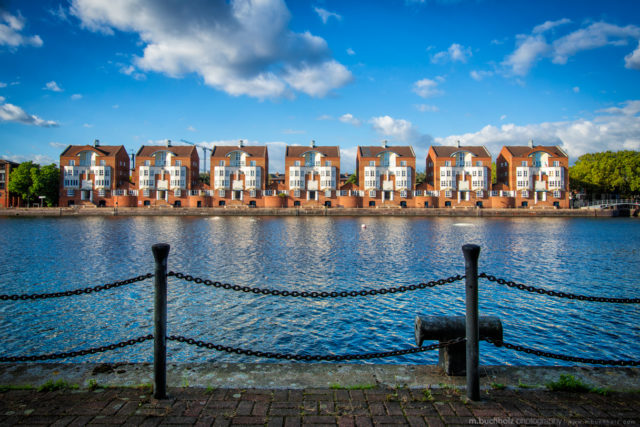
left=0, top=335, right=153, bottom=362
left=167, top=335, right=465, bottom=361
left=479, top=273, right=640, bottom=304
left=487, top=338, right=640, bottom=366
left=168, top=272, right=465, bottom=298
left=0, top=273, right=154, bottom=301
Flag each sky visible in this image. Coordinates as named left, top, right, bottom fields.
left=1, top=0, right=640, bottom=174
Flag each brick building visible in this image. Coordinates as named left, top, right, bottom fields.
left=210, top=141, right=269, bottom=207
left=496, top=141, right=569, bottom=208
left=0, top=159, right=20, bottom=207
left=59, top=140, right=130, bottom=207
left=133, top=141, right=199, bottom=207
left=356, top=141, right=416, bottom=208
left=284, top=141, right=340, bottom=207
left=426, top=142, right=492, bottom=208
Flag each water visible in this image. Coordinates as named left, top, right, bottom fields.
left=0, top=216, right=638, bottom=366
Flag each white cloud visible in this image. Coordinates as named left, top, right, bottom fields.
left=533, top=18, right=571, bottom=34
left=502, top=34, right=549, bottom=76
left=44, top=81, right=63, bottom=92
left=83, top=123, right=93, bottom=128
left=120, top=64, right=146, bottom=81
left=369, top=115, right=433, bottom=146
left=339, top=113, right=361, bottom=126
left=412, top=77, right=443, bottom=98
left=314, top=7, right=342, bottom=24
left=316, top=114, right=332, bottom=121
left=187, top=125, right=196, bottom=132
left=0, top=11, right=43, bottom=48
left=346, top=48, right=355, bottom=56
left=71, top=0, right=352, bottom=99
left=340, top=146, right=357, bottom=173
left=470, top=70, right=493, bottom=81
left=432, top=43, right=472, bottom=64
left=1, top=153, right=58, bottom=165
left=0, top=82, right=6, bottom=88
left=624, top=41, right=640, bottom=70
left=415, top=104, right=439, bottom=112
left=49, top=142, right=68, bottom=148
left=551, top=22, right=640, bottom=64
left=435, top=100, right=640, bottom=161
left=0, top=100, right=59, bottom=127
left=572, top=86, right=580, bottom=93
left=71, top=93, right=83, bottom=100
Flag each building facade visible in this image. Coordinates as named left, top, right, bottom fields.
left=210, top=141, right=269, bottom=207
left=59, top=140, right=130, bottom=207
left=0, top=159, right=20, bottom=207
left=356, top=142, right=416, bottom=208
left=496, top=142, right=570, bottom=208
left=133, top=142, right=200, bottom=207
left=284, top=141, right=340, bottom=207
left=426, top=142, right=492, bottom=208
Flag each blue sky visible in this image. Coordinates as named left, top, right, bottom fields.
left=1, top=0, right=639, bottom=173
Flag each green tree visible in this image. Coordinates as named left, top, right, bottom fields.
left=415, top=172, right=426, bottom=185
left=199, top=172, right=210, bottom=185
left=346, top=173, right=357, bottom=185
left=491, top=162, right=497, bottom=185
left=570, top=150, right=640, bottom=198
left=8, top=161, right=38, bottom=206
left=31, top=164, right=60, bottom=206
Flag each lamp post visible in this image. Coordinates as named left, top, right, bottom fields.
left=38, top=195, right=45, bottom=208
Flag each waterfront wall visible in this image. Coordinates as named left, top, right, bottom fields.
left=0, top=206, right=619, bottom=217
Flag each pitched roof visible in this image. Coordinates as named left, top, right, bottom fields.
left=136, top=145, right=196, bottom=157
left=211, top=145, right=268, bottom=158
left=431, top=145, right=491, bottom=158
left=61, top=145, right=124, bottom=157
left=358, top=146, right=415, bottom=158
left=504, top=146, right=568, bottom=158
left=0, top=159, right=19, bottom=167
left=286, top=145, right=340, bottom=157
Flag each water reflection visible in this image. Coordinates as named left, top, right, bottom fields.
left=0, top=216, right=638, bottom=366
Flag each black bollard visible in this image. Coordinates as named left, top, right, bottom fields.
left=152, top=243, right=170, bottom=399
left=462, top=244, right=481, bottom=401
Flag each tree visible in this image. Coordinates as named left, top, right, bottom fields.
left=415, top=172, right=426, bottom=185
left=570, top=150, right=640, bottom=198
left=346, top=173, right=357, bottom=185
left=199, top=172, right=210, bottom=185
left=491, top=162, right=497, bottom=185
left=8, top=161, right=38, bottom=206
left=32, top=164, right=60, bottom=206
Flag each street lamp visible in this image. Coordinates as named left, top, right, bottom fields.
left=38, top=195, right=45, bottom=208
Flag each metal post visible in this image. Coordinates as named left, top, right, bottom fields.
left=152, top=243, right=170, bottom=399
left=462, top=244, right=481, bottom=401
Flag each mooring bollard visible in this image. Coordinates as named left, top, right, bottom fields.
left=462, top=244, right=481, bottom=401
left=152, top=243, right=170, bottom=399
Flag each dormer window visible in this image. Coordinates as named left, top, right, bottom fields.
left=155, top=151, right=166, bottom=167
left=230, top=151, right=242, bottom=167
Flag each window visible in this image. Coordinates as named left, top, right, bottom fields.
left=325, top=161, right=331, bottom=166
left=144, top=160, right=150, bottom=166
left=250, top=190, right=256, bottom=197
left=476, top=161, right=483, bottom=166
left=369, top=161, right=375, bottom=166
left=294, top=190, right=301, bottom=198
left=553, top=190, right=561, bottom=198
left=218, top=190, right=225, bottom=197
left=69, top=160, right=75, bottom=166
left=444, top=160, right=451, bottom=166
left=445, top=190, right=452, bottom=198
left=295, top=160, right=300, bottom=166
left=400, top=160, right=407, bottom=166
left=553, top=161, right=560, bottom=167
left=521, top=161, right=527, bottom=166
left=400, top=190, right=407, bottom=198
left=99, top=160, right=106, bottom=166
left=369, top=190, right=376, bottom=197
left=175, top=160, right=182, bottom=166
left=325, top=190, right=332, bottom=197
left=250, top=160, right=256, bottom=166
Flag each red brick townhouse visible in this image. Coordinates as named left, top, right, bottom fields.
left=356, top=141, right=416, bottom=208
left=284, top=141, right=340, bottom=208
left=0, top=159, right=20, bottom=207
left=210, top=141, right=269, bottom=208
left=426, top=142, right=492, bottom=208
left=496, top=141, right=570, bottom=208
left=133, top=141, right=200, bottom=207
left=59, top=140, right=130, bottom=207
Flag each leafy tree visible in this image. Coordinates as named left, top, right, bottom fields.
left=8, top=161, right=38, bottom=206
left=199, top=172, right=210, bottom=185
left=415, top=172, right=426, bottom=185
left=31, top=164, right=59, bottom=206
left=346, top=173, right=357, bottom=185
left=491, top=162, right=497, bottom=185
left=570, top=150, right=640, bottom=198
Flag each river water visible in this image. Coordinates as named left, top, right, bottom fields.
left=0, top=216, right=638, bottom=366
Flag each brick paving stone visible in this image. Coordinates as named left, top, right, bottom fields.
left=337, top=415, right=354, bottom=427
left=284, top=416, right=301, bottom=427
left=370, top=415, right=407, bottom=424
left=433, top=402, right=454, bottom=418
left=288, top=391, right=304, bottom=402
left=348, top=390, right=365, bottom=401
left=423, top=417, right=444, bottom=427
left=354, top=416, right=373, bottom=427
left=303, top=415, right=336, bottom=424
left=383, top=401, right=403, bottom=416
left=406, top=415, right=426, bottom=427
left=230, top=415, right=267, bottom=424
left=267, top=416, right=284, bottom=427
left=368, top=402, right=386, bottom=416
left=235, top=400, right=254, bottom=416
left=251, top=402, right=269, bottom=416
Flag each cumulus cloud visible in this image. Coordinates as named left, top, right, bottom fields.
left=1, top=153, right=58, bottom=165
left=412, top=77, right=443, bottom=98
left=431, top=43, right=472, bottom=64
left=339, top=113, right=361, bottom=126
left=415, top=104, right=439, bottom=112
left=49, top=141, right=68, bottom=148
left=340, top=146, right=358, bottom=173
left=120, top=64, right=146, bottom=81
left=503, top=21, right=640, bottom=76
left=71, top=93, right=83, bottom=100
left=71, top=0, right=352, bottom=99
left=346, top=48, right=355, bottom=56
left=434, top=100, right=640, bottom=161
left=624, top=41, right=640, bottom=70
left=370, top=115, right=433, bottom=145
left=470, top=70, right=493, bottom=81
left=314, top=7, right=341, bottom=24
left=44, top=81, right=63, bottom=92
left=0, top=100, right=59, bottom=127
left=0, top=11, right=43, bottom=49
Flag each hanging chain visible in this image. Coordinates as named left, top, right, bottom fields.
left=486, top=338, right=640, bottom=366
left=167, top=335, right=465, bottom=361
left=479, top=273, right=639, bottom=304
left=0, top=335, right=153, bottom=362
left=168, top=272, right=465, bottom=298
left=0, top=274, right=154, bottom=301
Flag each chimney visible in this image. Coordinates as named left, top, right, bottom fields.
left=166, top=139, right=172, bottom=147
left=382, top=139, right=388, bottom=148
left=528, top=139, right=534, bottom=148
left=238, top=139, right=244, bottom=148
left=456, top=140, right=461, bottom=148
left=94, top=139, right=100, bottom=147
left=310, top=139, right=316, bottom=148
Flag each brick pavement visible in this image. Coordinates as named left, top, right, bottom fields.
left=1, top=386, right=639, bottom=426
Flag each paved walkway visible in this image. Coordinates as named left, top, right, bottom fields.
left=1, top=386, right=639, bottom=426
